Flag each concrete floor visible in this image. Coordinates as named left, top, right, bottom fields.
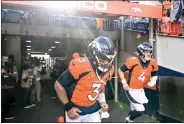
left=5, top=79, right=159, bottom=123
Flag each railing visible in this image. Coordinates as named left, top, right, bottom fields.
left=123, top=16, right=149, bottom=34
left=1, top=9, right=121, bottom=31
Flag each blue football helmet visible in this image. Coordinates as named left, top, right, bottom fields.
left=88, top=36, right=116, bottom=72
left=137, top=42, right=153, bottom=61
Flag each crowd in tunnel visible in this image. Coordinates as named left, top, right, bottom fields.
left=1, top=54, right=67, bottom=122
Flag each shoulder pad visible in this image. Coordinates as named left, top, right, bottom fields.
left=130, top=57, right=137, bottom=59
left=127, top=57, right=139, bottom=63
left=125, top=57, right=139, bottom=69
left=150, top=59, right=158, bottom=65
left=150, top=59, right=158, bottom=71
left=68, top=57, right=90, bottom=79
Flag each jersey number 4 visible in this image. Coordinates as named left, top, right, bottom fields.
left=88, top=83, right=101, bottom=101
left=138, top=72, right=146, bottom=82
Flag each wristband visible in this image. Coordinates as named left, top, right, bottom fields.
left=98, top=93, right=106, bottom=103
left=121, top=79, right=127, bottom=84
left=64, top=102, right=75, bottom=111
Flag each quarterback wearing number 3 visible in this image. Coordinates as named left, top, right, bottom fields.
left=118, top=42, right=158, bottom=123
left=55, top=36, right=116, bottom=122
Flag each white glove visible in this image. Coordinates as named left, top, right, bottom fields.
left=147, top=80, right=156, bottom=87
left=100, top=109, right=110, bottom=119
left=147, top=76, right=158, bottom=87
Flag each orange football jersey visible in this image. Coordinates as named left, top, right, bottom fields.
left=125, top=57, right=158, bottom=89
left=68, top=57, right=114, bottom=106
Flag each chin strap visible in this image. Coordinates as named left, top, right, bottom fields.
left=96, top=69, right=106, bottom=85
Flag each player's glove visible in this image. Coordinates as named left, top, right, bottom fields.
left=147, top=76, right=158, bottom=87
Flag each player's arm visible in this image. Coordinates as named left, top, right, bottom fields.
left=55, top=69, right=81, bottom=119
left=98, top=89, right=109, bottom=117
left=118, top=58, right=134, bottom=90
left=98, top=89, right=106, bottom=104
left=54, top=70, right=75, bottom=110
left=118, top=57, right=133, bottom=83
left=118, top=64, right=129, bottom=84
left=148, top=60, right=159, bottom=87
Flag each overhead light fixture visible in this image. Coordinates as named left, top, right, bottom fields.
left=27, top=49, right=31, bottom=51
left=55, top=41, right=60, bottom=43
left=26, top=46, right=31, bottom=47
left=27, top=53, right=30, bottom=55
left=51, top=46, right=55, bottom=48
left=26, top=40, right=31, bottom=42
left=48, top=49, right=52, bottom=51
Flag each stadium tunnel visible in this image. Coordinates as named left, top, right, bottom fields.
left=1, top=1, right=184, bottom=123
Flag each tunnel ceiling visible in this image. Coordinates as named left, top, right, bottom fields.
left=21, top=37, right=66, bottom=56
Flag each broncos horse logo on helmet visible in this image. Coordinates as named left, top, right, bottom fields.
left=137, top=42, right=153, bottom=61
left=88, top=36, right=116, bottom=73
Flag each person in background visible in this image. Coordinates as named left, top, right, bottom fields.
left=21, top=62, right=36, bottom=109
left=8, top=54, right=18, bottom=84
left=50, top=59, right=60, bottom=99
left=8, top=54, right=18, bottom=106
left=32, top=58, right=43, bottom=103
left=51, top=59, right=66, bottom=99
left=1, top=56, right=17, bottom=121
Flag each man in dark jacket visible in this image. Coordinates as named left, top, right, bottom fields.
left=1, top=55, right=17, bottom=121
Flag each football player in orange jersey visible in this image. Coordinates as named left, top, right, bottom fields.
left=54, top=36, right=116, bottom=122
left=118, top=42, right=159, bottom=123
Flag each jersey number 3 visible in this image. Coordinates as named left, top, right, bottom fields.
left=138, top=72, right=146, bottom=82
left=88, top=83, right=101, bottom=101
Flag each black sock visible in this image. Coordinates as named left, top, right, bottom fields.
left=128, top=110, right=144, bottom=120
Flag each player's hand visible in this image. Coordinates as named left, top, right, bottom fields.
left=147, top=80, right=156, bottom=87
left=123, top=83, right=131, bottom=91
left=100, top=102, right=109, bottom=112
left=67, top=107, right=81, bottom=120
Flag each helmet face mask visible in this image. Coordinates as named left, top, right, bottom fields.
left=96, top=57, right=115, bottom=72
left=88, top=36, right=116, bottom=73
left=137, top=42, right=153, bottom=61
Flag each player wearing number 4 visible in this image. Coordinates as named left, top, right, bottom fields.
left=118, top=42, right=159, bottom=123
left=54, top=36, right=117, bottom=122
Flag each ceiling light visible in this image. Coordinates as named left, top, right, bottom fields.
left=27, top=49, right=31, bottom=50
left=51, top=46, right=55, bottom=48
left=26, top=46, right=31, bottom=47
left=26, top=40, right=31, bottom=42
left=27, top=53, right=30, bottom=55
left=55, top=41, right=60, bottom=43
left=48, top=49, right=52, bottom=51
